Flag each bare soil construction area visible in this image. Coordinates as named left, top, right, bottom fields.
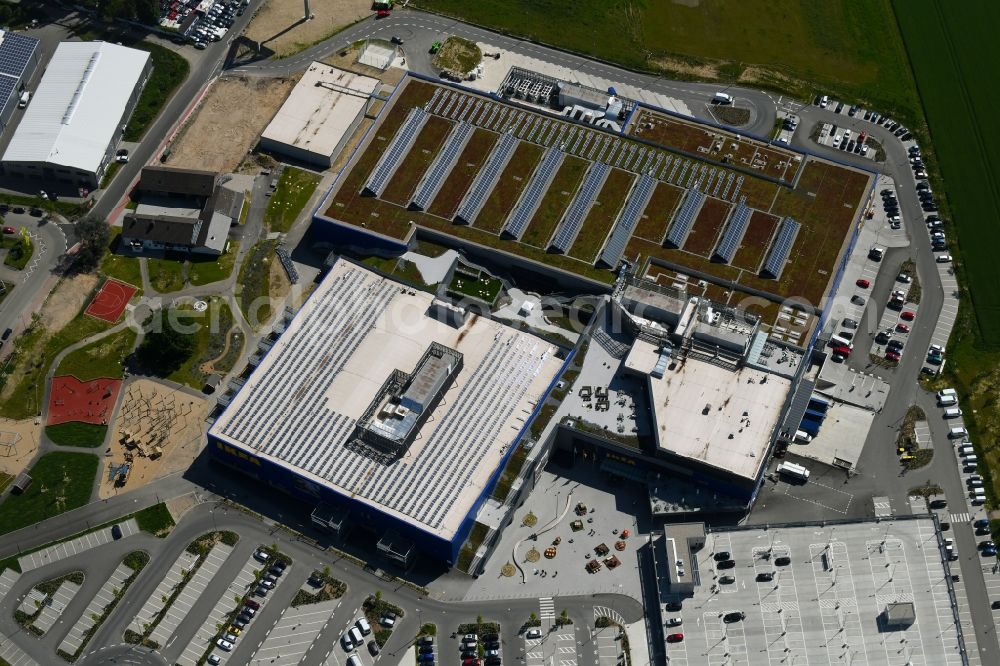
left=246, top=0, right=373, bottom=57
left=167, top=76, right=299, bottom=173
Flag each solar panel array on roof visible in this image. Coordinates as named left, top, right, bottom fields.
left=598, top=174, right=656, bottom=268
left=665, top=190, right=706, bottom=248
left=502, top=147, right=564, bottom=240
left=550, top=161, right=610, bottom=252
left=0, top=77, right=15, bottom=112
left=213, top=263, right=556, bottom=533
left=410, top=121, right=474, bottom=211
left=713, top=200, right=752, bottom=263
left=0, top=32, right=38, bottom=78
left=362, top=107, right=426, bottom=197
left=455, top=132, right=518, bottom=224
left=762, top=217, right=801, bottom=278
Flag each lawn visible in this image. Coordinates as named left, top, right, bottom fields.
left=167, top=297, right=236, bottom=389
left=0, top=452, right=99, bottom=536
left=99, top=231, right=143, bottom=288
left=415, top=0, right=921, bottom=126
left=3, top=233, right=32, bottom=270
left=0, top=306, right=114, bottom=420
left=44, top=422, right=108, bottom=448
left=520, top=156, right=589, bottom=249
left=432, top=36, right=483, bottom=74
left=473, top=141, right=544, bottom=234
left=55, top=327, right=137, bottom=381
left=448, top=271, right=503, bottom=305
left=238, top=239, right=278, bottom=328
left=124, top=42, right=190, bottom=141
left=188, top=241, right=239, bottom=286
left=264, top=167, right=322, bottom=233
left=146, top=257, right=186, bottom=293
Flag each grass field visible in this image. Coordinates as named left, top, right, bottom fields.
left=0, top=452, right=98, bottom=535
left=167, top=297, right=235, bottom=389
left=897, top=1, right=1000, bottom=507
left=238, top=239, right=279, bottom=327
left=265, top=167, right=322, bottom=233
left=44, top=422, right=108, bottom=448
left=55, top=327, right=137, bottom=382
left=3, top=233, right=32, bottom=270
left=188, top=241, right=239, bottom=286
left=99, top=231, right=143, bottom=288
left=125, top=42, right=189, bottom=142
left=415, top=0, right=921, bottom=125
left=146, top=257, right=186, bottom=293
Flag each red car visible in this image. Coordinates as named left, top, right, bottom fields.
left=2, top=226, right=15, bottom=234
left=832, top=345, right=852, bottom=357
left=885, top=350, right=901, bottom=362
left=856, top=278, right=870, bottom=288
left=667, top=633, right=684, bottom=643
left=896, top=323, right=910, bottom=333
left=376, top=8, right=390, bottom=17
left=900, top=311, right=915, bottom=321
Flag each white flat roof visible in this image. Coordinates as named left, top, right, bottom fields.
left=260, top=62, right=379, bottom=159
left=210, top=260, right=562, bottom=539
left=3, top=42, right=149, bottom=174
left=648, top=358, right=789, bottom=480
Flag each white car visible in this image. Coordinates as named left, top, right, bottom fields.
left=253, top=549, right=269, bottom=562
left=666, top=617, right=683, bottom=626
left=216, top=639, right=233, bottom=651
left=897, top=272, right=911, bottom=283
left=936, top=254, right=953, bottom=263
left=526, top=628, right=542, bottom=639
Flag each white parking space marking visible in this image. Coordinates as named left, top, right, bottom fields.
left=0, top=629, right=39, bottom=666
left=177, top=553, right=262, bottom=666
left=33, top=579, right=82, bottom=634
left=128, top=550, right=200, bottom=636
left=59, top=562, right=134, bottom=656
left=19, top=519, right=138, bottom=572
left=151, top=543, right=235, bottom=646
left=248, top=600, right=341, bottom=666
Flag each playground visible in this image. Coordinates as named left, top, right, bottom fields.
left=84, top=279, right=137, bottom=323
left=99, top=379, right=210, bottom=499
left=47, top=376, right=122, bottom=426
left=0, top=419, right=39, bottom=480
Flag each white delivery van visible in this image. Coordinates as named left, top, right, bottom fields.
left=17, top=91, right=29, bottom=108
left=965, top=454, right=979, bottom=465
left=944, top=407, right=962, bottom=418
left=949, top=426, right=968, bottom=439
left=348, top=627, right=362, bottom=646
left=794, top=430, right=813, bottom=443
left=969, top=478, right=984, bottom=488
left=776, top=461, right=810, bottom=481
left=938, top=394, right=958, bottom=406
left=958, top=445, right=974, bottom=456
left=713, top=92, right=733, bottom=105
left=830, top=334, right=853, bottom=348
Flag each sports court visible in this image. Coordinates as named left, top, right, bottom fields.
left=84, top=279, right=137, bottom=323
left=47, top=376, right=123, bottom=426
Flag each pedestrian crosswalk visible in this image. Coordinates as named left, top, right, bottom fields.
left=950, top=512, right=971, bottom=523
left=539, top=597, right=555, bottom=620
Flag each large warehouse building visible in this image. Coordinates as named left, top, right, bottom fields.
left=0, top=30, right=40, bottom=134
left=209, top=259, right=566, bottom=564
left=1, top=41, right=150, bottom=189
left=258, top=62, right=380, bottom=168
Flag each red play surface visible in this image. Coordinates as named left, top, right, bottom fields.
left=85, top=279, right=137, bottom=323
left=48, top=376, right=123, bottom=426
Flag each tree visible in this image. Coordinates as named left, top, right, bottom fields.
left=136, top=326, right=195, bottom=377
left=71, top=215, right=110, bottom=272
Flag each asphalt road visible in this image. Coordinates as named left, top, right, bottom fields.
left=0, top=211, right=68, bottom=345
left=227, top=9, right=778, bottom=139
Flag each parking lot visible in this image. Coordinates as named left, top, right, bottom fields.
left=249, top=600, right=341, bottom=666
left=524, top=626, right=580, bottom=666
left=178, top=551, right=261, bottom=666
left=18, top=519, right=138, bottom=571
left=150, top=542, right=235, bottom=646
left=665, top=518, right=966, bottom=666
left=128, top=550, right=200, bottom=636
left=59, top=561, right=135, bottom=656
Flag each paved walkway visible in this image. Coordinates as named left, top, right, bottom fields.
left=19, top=519, right=138, bottom=572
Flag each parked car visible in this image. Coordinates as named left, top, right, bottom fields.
left=216, top=639, right=233, bottom=651
left=526, top=628, right=542, bottom=639
left=775, top=556, right=791, bottom=566
left=756, top=572, right=774, bottom=582
left=666, top=617, right=683, bottom=627
left=901, top=311, right=916, bottom=321
left=369, top=641, right=380, bottom=656
left=253, top=549, right=270, bottom=563
left=885, top=350, right=901, bottom=362
left=723, top=611, right=746, bottom=623
left=666, top=633, right=684, bottom=643
left=856, top=278, right=870, bottom=288
left=719, top=575, right=735, bottom=584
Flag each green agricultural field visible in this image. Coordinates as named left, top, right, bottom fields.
left=898, top=0, right=1000, bottom=506
left=0, top=452, right=99, bottom=535
left=416, top=0, right=920, bottom=123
